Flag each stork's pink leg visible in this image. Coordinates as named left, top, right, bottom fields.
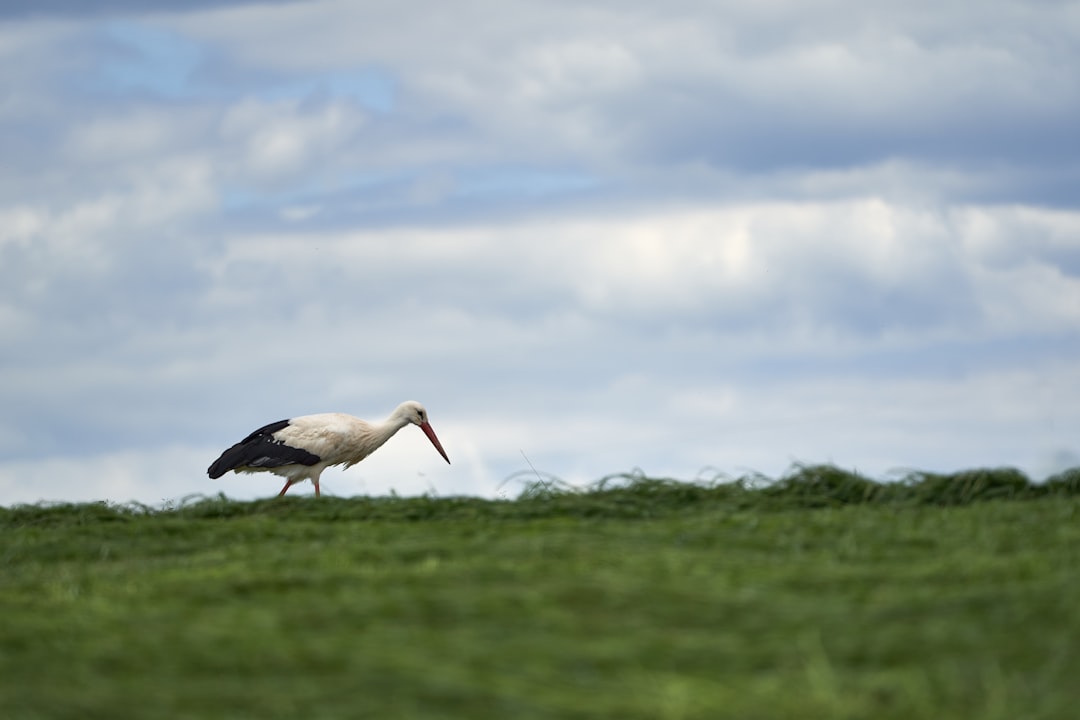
left=278, top=480, right=291, bottom=497
left=314, top=480, right=321, bottom=498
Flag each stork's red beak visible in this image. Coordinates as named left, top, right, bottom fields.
left=420, top=421, right=450, bottom=464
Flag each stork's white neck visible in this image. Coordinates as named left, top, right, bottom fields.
left=370, top=416, right=403, bottom=445
left=369, top=405, right=414, bottom=445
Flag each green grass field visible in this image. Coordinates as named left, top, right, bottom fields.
left=2, top=466, right=1078, bottom=719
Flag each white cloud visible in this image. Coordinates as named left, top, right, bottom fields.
left=219, top=96, right=367, bottom=184
left=0, top=205, right=45, bottom=248
left=161, top=0, right=1079, bottom=174
left=208, top=199, right=1076, bottom=343
left=64, top=108, right=181, bottom=163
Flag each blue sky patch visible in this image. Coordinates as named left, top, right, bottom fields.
left=96, top=21, right=203, bottom=97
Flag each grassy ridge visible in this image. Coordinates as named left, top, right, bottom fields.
left=2, top=465, right=1079, bottom=719
left=5, top=464, right=1080, bottom=525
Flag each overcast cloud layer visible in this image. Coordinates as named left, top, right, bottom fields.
left=2, top=0, right=1078, bottom=505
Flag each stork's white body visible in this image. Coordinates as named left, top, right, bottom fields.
left=207, top=401, right=450, bottom=497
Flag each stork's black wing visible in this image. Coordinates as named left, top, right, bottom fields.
left=207, top=419, right=321, bottom=479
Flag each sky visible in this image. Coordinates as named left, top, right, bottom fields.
left=2, top=0, right=1079, bottom=505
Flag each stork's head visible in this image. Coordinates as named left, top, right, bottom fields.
left=396, top=400, right=429, bottom=426
left=397, top=400, right=450, bottom=464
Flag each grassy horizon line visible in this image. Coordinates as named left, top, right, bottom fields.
left=4, top=462, right=1079, bottom=526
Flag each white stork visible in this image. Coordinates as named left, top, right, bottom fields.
left=207, top=400, right=450, bottom=497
